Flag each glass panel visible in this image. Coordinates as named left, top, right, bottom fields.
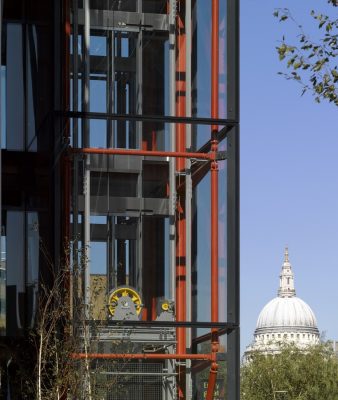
left=195, top=169, right=211, bottom=323
left=6, top=23, right=24, bottom=150
left=6, top=211, right=25, bottom=291
left=6, top=211, right=25, bottom=331
left=26, top=212, right=39, bottom=328
left=142, top=32, right=168, bottom=117
left=90, top=241, right=107, bottom=320
left=1, top=66, right=6, bottom=149
left=27, top=25, right=38, bottom=152
left=26, top=212, right=39, bottom=286
left=142, top=162, right=168, bottom=198
left=89, top=0, right=136, bottom=12
left=114, top=216, right=138, bottom=288
left=193, top=344, right=227, bottom=399
left=218, top=148, right=227, bottom=321
left=90, top=119, right=107, bottom=147
left=90, top=80, right=106, bottom=112
left=90, top=35, right=106, bottom=56
left=142, top=0, right=167, bottom=13
left=219, top=2, right=227, bottom=119
left=0, top=223, right=6, bottom=335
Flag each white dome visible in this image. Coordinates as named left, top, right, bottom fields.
left=255, top=296, right=319, bottom=335
left=245, top=249, right=320, bottom=357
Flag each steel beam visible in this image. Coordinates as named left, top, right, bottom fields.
left=227, top=0, right=240, bottom=397
left=206, top=1, right=220, bottom=398
left=185, top=0, right=193, bottom=397
left=75, top=10, right=169, bottom=32
left=82, top=0, right=90, bottom=318
left=64, top=110, right=237, bottom=126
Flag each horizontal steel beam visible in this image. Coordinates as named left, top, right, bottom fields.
left=99, top=372, right=178, bottom=376
left=71, top=147, right=214, bottom=160
left=71, top=353, right=213, bottom=360
left=61, top=110, right=238, bottom=127
left=79, top=320, right=238, bottom=331
left=75, top=9, right=169, bottom=32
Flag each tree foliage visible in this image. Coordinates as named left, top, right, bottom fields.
left=274, top=1, right=338, bottom=105
left=241, top=343, right=338, bottom=400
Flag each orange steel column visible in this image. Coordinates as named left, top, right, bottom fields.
left=176, top=3, right=187, bottom=399
left=206, top=0, right=220, bottom=399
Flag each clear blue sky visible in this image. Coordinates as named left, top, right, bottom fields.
left=241, top=0, right=338, bottom=354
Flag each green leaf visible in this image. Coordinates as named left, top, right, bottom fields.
left=326, top=23, right=332, bottom=32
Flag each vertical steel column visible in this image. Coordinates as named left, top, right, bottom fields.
left=227, top=0, right=240, bottom=397
left=107, top=29, right=115, bottom=292
left=72, top=0, right=80, bottom=313
left=136, top=0, right=143, bottom=307
left=0, top=1, right=2, bottom=274
left=107, top=30, right=115, bottom=148
left=227, top=126, right=240, bottom=400
left=168, top=2, right=177, bottom=397
left=83, top=0, right=90, bottom=317
left=169, top=0, right=176, bottom=305
left=176, top=2, right=186, bottom=398
left=0, top=0, right=2, bottom=259
left=62, top=0, right=71, bottom=251
left=185, top=0, right=193, bottom=398
left=206, top=0, right=220, bottom=398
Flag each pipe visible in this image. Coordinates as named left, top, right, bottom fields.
left=207, top=0, right=220, bottom=398
left=206, top=361, right=219, bottom=400
left=70, top=353, right=213, bottom=361
left=71, top=147, right=214, bottom=160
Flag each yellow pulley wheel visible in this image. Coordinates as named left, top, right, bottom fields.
left=108, top=287, right=142, bottom=317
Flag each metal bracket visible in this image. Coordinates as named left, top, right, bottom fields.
left=216, top=352, right=227, bottom=361
left=176, top=171, right=189, bottom=177
left=215, top=151, right=227, bottom=161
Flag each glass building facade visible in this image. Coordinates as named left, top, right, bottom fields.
left=0, top=1, right=239, bottom=399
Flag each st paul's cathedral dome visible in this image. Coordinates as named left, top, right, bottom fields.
left=246, top=248, right=320, bottom=354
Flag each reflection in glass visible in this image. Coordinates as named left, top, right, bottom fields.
left=27, top=212, right=39, bottom=328
left=6, top=24, right=24, bottom=151
left=1, top=66, right=6, bottom=149
left=27, top=25, right=38, bottom=152
left=6, top=211, right=25, bottom=331
left=0, top=227, right=6, bottom=335
left=27, top=212, right=39, bottom=286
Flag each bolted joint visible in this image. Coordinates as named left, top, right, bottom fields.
left=211, top=340, right=219, bottom=354
left=210, top=160, right=218, bottom=171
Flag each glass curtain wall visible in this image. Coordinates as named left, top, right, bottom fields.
left=68, top=0, right=239, bottom=399
left=0, top=0, right=60, bottom=338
